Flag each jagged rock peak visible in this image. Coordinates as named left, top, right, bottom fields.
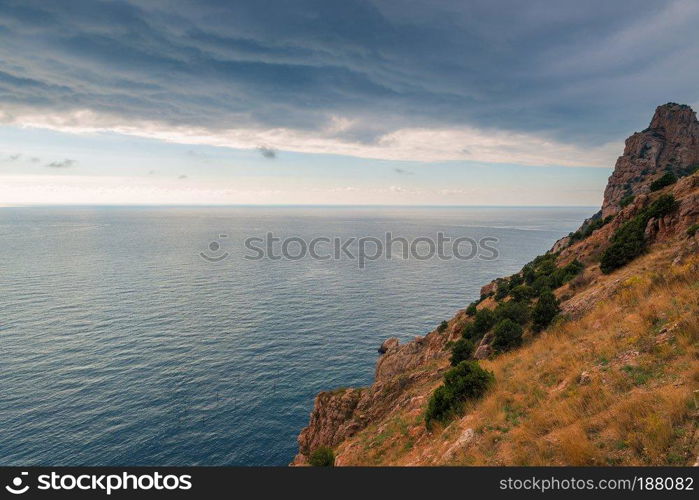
left=601, top=103, right=699, bottom=217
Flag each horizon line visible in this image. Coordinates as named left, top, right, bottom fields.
left=0, top=203, right=600, bottom=209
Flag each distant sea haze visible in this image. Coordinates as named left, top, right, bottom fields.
left=0, top=206, right=592, bottom=465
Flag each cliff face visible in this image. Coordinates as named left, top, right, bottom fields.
left=601, top=103, right=699, bottom=217
left=293, top=104, right=699, bottom=466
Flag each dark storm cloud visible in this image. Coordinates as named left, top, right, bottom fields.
left=0, top=0, right=698, bottom=146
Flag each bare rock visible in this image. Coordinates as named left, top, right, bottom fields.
left=601, top=103, right=699, bottom=218
left=473, top=344, right=492, bottom=360
left=480, top=281, right=497, bottom=297
left=378, top=337, right=399, bottom=354
left=444, top=428, right=475, bottom=460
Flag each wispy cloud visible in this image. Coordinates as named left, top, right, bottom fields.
left=46, top=159, right=76, bottom=168
left=257, top=146, right=277, bottom=159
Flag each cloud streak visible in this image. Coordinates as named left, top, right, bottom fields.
left=0, top=0, right=697, bottom=165
left=46, top=159, right=76, bottom=168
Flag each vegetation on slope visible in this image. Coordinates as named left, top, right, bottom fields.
left=600, top=194, right=679, bottom=273
left=334, top=252, right=699, bottom=466
left=425, top=361, right=494, bottom=427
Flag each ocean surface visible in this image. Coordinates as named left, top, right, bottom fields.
left=0, top=206, right=593, bottom=465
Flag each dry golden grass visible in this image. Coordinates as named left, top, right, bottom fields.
left=336, top=249, right=699, bottom=466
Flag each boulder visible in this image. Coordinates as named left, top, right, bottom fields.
left=378, top=337, right=399, bottom=354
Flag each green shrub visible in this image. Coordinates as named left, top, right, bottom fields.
left=619, top=193, right=635, bottom=208
left=509, top=284, right=535, bottom=302
left=569, top=215, right=614, bottom=243
left=425, top=361, right=494, bottom=426
left=650, top=172, right=677, bottom=191
left=600, top=194, right=678, bottom=273
left=687, top=223, right=699, bottom=237
left=472, top=308, right=496, bottom=335
left=437, top=320, right=449, bottom=333
left=309, top=447, right=335, bottom=466
left=678, top=164, right=699, bottom=177
left=449, top=338, right=475, bottom=366
left=494, top=280, right=510, bottom=300
left=531, top=288, right=560, bottom=332
left=550, top=259, right=584, bottom=287
left=465, top=302, right=478, bottom=316
left=531, top=274, right=553, bottom=294
left=522, top=264, right=536, bottom=284
left=491, top=319, right=523, bottom=352
left=509, top=273, right=524, bottom=287
left=494, top=300, right=530, bottom=326
left=425, top=386, right=453, bottom=426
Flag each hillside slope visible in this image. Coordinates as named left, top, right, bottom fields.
left=293, top=104, right=699, bottom=466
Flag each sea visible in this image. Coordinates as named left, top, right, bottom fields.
left=0, top=206, right=593, bottom=465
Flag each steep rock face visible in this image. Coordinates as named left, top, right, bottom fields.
left=601, top=103, right=699, bottom=217
left=293, top=312, right=466, bottom=464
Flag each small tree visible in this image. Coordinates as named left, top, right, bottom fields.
left=650, top=172, right=677, bottom=191
left=491, top=319, right=523, bottom=352
left=465, top=302, right=478, bottom=316
left=531, top=288, right=560, bottom=332
left=473, top=308, right=496, bottom=335
left=425, top=361, right=494, bottom=426
left=437, top=320, right=449, bottom=333
left=309, top=447, right=335, bottom=466
left=450, top=338, right=474, bottom=366
left=494, top=300, right=530, bottom=326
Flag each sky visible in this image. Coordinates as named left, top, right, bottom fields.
left=1, top=0, right=698, bottom=206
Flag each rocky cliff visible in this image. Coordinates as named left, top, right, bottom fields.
left=601, top=103, right=699, bottom=217
left=293, top=104, right=699, bottom=466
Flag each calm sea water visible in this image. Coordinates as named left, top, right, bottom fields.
left=0, top=206, right=592, bottom=465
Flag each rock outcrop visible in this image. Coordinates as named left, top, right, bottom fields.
left=601, top=103, right=699, bottom=217
left=293, top=312, right=466, bottom=465
left=293, top=104, right=699, bottom=466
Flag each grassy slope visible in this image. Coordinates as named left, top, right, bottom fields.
left=334, top=245, right=699, bottom=466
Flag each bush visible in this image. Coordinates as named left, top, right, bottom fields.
left=600, top=194, right=678, bottom=273
left=522, top=264, right=536, bottom=284
left=491, top=319, right=523, bottom=352
left=550, top=259, right=584, bottom=287
left=510, top=284, right=535, bottom=302
left=449, top=338, right=475, bottom=366
left=465, top=302, right=478, bottom=316
left=620, top=193, right=635, bottom=208
left=650, top=172, right=677, bottom=191
left=472, top=308, right=496, bottom=333
left=531, top=274, right=553, bottom=294
left=437, top=320, right=449, bottom=333
left=687, top=223, right=699, bottom=237
left=425, top=361, right=494, bottom=426
left=494, top=282, right=510, bottom=300
left=309, top=447, right=335, bottom=466
left=509, top=273, right=524, bottom=287
left=531, top=288, right=560, bottom=332
left=494, top=300, right=530, bottom=326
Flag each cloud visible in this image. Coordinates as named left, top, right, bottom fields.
left=178, top=174, right=188, bottom=179
left=0, top=0, right=697, bottom=164
left=46, top=158, right=76, bottom=168
left=257, top=146, right=277, bottom=159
